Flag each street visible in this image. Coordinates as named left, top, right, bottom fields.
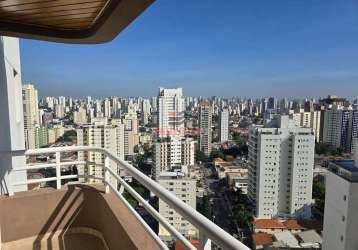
left=201, top=164, right=238, bottom=236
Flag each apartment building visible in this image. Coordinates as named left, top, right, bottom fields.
left=77, top=123, right=125, bottom=187
left=157, top=87, right=185, bottom=138
left=323, top=107, right=358, bottom=152
left=199, top=101, right=213, bottom=156
left=248, top=115, right=315, bottom=219
left=322, top=159, right=358, bottom=250
left=22, top=83, right=39, bottom=149
left=181, top=138, right=196, bottom=167
left=141, top=98, right=151, bottom=125
left=73, top=106, right=87, bottom=125
left=35, top=127, right=48, bottom=148
left=158, top=172, right=197, bottom=240
left=289, top=110, right=321, bottom=142
left=219, top=108, right=229, bottom=143
left=154, top=137, right=196, bottom=178
left=123, top=112, right=139, bottom=157
left=47, top=127, right=65, bottom=144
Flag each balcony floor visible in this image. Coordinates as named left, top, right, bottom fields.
left=0, top=185, right=161, bottom=250
left=2, top=229, right=107, bottom=250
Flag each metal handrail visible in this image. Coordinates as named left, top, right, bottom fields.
left=23, top=146, right=250, bottom=250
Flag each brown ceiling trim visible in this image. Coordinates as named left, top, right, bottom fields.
left=0, top=0, right=105, bottom=8
left=0, top=6, right=100, bottom=17
left=0, top=0, right=155, bottom=44
left=0, top=1, right=105, bottom=12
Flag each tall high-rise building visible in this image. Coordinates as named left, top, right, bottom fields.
left=58, top=96, right=66, bottom=107
left=158, top=172, right=197, bottom=240
left=35, top=127, right=48, bottom=148
left=157, top=88, right=185, bottom=138
left=181, top=138, right=196, bottom=167
left=248, top=115, right=315, bottom=219
left=46, top=96, right=55, bottom=109
left=22, top=84, right=39, bottom=149
left=199, top=101, right=212, bottom=156
left=268, top=97, right=276, bottom=110
left=47, top=127, right=65, bottom=144
left=154, top=138, right=196, bottom=178
left=289, top=111, right=321, bottom=142
left=141, top=99, right=151, bottom=126
left=123, top=112, right=139, bottom=157
left=219, top=108, right=229, bottom=143
left=54, top=104, right=65, bottom=119
left=310, top=111, right=321, bottom=142
left=323, top=107, right=358, bottom=152
left=77, top=122, right=125, bottom=187
left=104, top=98, right=111, bottom=118
left=322, top=160, right=358, bottom=250
left=73, top=106, right=87, bottom=125
left=261, top=98, right=268, bottom=114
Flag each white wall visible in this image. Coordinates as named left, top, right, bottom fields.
left=0, top=37, right=27, bottom=194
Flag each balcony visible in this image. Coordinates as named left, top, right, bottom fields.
left=1, top=146, right=250, bottom=250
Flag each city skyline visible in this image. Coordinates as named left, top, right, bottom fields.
left=20, top=1, right=358, bottom=98
left=2, top=1, right=358, bottom=249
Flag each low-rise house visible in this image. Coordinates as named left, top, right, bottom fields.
left=297, top=230, right=322, bottom=248
left=252, top=232, right=273, bottom=249
left=252, top=219, right=323, bottom=249
left=253, top=219, right=286, bottom=234
left=273, top=231, right=300, bottom=248
left=282, top=219, right=306, bottom=233
left=226, top=172, right=248, bottom=194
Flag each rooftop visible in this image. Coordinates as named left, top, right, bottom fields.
left=329, top=160, right=358, bottom=182
left=273, top=231, right=300, bottom=248
left=282, top=219, right=306, bottom=231
left=254, top=219, right=322, bottom=232
left=252, top=232, right=273, bottom=247
left=297, top=230, right=323, bottom=244
left=175, top=240, right=200, bottom=250
left=254, top=219, right=286, bottom=229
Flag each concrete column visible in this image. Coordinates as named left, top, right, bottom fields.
left=0, top=36, right=27, bottom=195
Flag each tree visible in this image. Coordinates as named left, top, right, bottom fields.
left=312, top=180, right=325, bottom=214
left=315, top=143, right=344, bottom=156
left=315, top=143, right=330, bottom=155
left=196, top=150, right=208, bottom=162
left=198, top=195, right=212, bottom=219
left=229, top=189, right=254, bottom=229
left=123, top=180, right=150, bottom=208
left=134, top=155, right=151, bottom=175
left=223, top=144, right=248, bottom=158
left=210, top=150, right=225, bottom=160
left=232, top=132, right=246, bottom=145
left=56, top=130, right=77, bottom=143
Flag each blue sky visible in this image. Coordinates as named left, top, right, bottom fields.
left=20, top=1, right=358, bottom=98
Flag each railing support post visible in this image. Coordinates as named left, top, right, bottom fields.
left=104, top=156, right=110, bottom=194
left=8, top=174, right=14, bottom=196
left=199, top=233, right=211, bottom=250
left=55, top=152, right=61, bottom=189
left=119, top=184, right=124, bottom=194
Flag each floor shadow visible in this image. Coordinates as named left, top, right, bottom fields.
left=32, top=185, right=83, bottom=250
